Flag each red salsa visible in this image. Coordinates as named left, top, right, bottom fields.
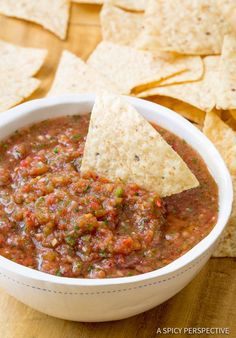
left=0, top=115, right=218, bottom=278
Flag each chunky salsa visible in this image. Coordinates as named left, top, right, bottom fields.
left=0, top=115, right=218, bottom=278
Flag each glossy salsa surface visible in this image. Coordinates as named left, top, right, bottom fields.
left=0, top=115, right=218, bottom=278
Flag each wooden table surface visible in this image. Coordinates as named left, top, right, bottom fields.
left=0, top=4, right=236, bottom=338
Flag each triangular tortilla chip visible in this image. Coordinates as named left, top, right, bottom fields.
left=140, top=49, right=204, bottom=88
left=81, top=92, right=199, bottom=197
left=0, top=77, right=40, bottom=113
left=138, top=56, right=219, bottom=113
left=0, top=40, right=46, bottom=112
left=100, top=4, right=143, bottom=46
left=212, top=179, right=236, bottom=257
left=219, top=0, right=236, bottom=34
left=135, top=0, right=231, bottom=55
left=203, top=111, right=236, bottom=175
left=149, top=53, right=204, bottom=87
left=87, top=41, right=203, bottom=94
left=216, top=34, right=236, bottom=110
left=100, top=5, right=203, bottom=86
left=158, top=67, right=204, bottom=87
left=0, top=40, right=47, bottom=77
left=48, top=50, right=118, bottom=97
left=0, top=0, right=70, bottom=39
left=203, top=111, right=236, bottom=256
left=136, top=0, right=231, bottom=55
left=108, top=0, right=146, bottom=11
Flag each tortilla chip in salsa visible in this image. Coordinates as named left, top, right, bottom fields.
left=81, top=92, right=199, bottom=197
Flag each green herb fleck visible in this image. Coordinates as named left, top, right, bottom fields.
left=114, top=187, right=124, bottom=198
left=53, top=147, right=59, bottom=154
left=74, top=261, right=82, bottom=270
left=35, top=196, right=45, bottom=207
left=99, top=250, right=107, bottom=258
left=186, top=207, right=193, bottom=212
left=65, top=235, right=76, bottom=246
left=81, top=235, right=90, bottom=242
left=83, top=185, right=91, bottom=193
left=56, top=269, right=62, bottom=276
left=72, top=134, right=82, bottom=141
left=88, top=265, right=94, bottom=272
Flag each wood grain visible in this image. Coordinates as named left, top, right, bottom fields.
left=0, top=3, right=236, bottom=338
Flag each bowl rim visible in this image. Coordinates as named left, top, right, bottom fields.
left=0, top=94, right=233, bottom=287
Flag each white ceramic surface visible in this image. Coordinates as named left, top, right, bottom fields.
left=0, top=94, right=233, bottom=322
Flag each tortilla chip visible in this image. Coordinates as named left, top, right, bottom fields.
left=0, top=77, right=40, bottom=113
left=156, top=55, right=204, bottom=86
left=48, top=50, right=118, bottom=97
left=138, top=56, right=219, bottom=113
left=0, top=40, right=47, bottom=77
left=100, top=4, right=143, bottom=46
left=218, top=0, right=236, bottom=34
left=148, top=96, right=205, bottom=125
left=216, top=34, right=236, bottom=110
left=159, top=69, right=203, bottom=86
left=0, top=0, right=70, bottom=39
left=81, top=92, right=199, bottom=197
left=203, top=111, right=236, bottom=256
left=87, top=42, right=203, bottom=95
left=212, top=181, right=236, bottom=257
left=0, top=40, right=46, bottom=112
left=135, top=0, right=231, bottom=55
left=108, top=0, right=146, bottom=11
left=133, top=53, right=203, bottom=93
left=203, top=111, right=236, bottom=175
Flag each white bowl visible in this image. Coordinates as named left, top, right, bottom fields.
left=0, top=94, right=233, bottom=322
